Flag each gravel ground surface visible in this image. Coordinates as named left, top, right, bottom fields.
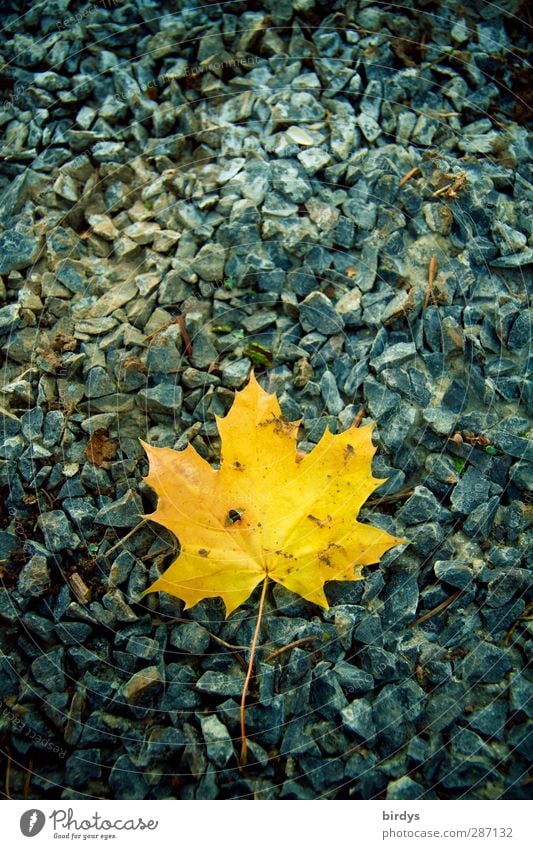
left=0, top=0, right=531, bottom=800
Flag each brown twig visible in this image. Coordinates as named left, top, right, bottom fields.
left=366, top=486, right=414, bottom=507
left=38, top=488, right=56, bottom=509
left=176, top=314, right=193, bottom=359
left=240, top=576, right=268, bottom=767
left=432, top=172, right=467, bottom=199
left=264, top=636, right=319, bottom=662
left=423, top=255, right=438, bottom=309
left=353, top=407, right=366, bottom=428
left=143, top=319, right=176, bottom=343
left=150, top=616, right=249, bottom=652
left=139, top=546, right=176, bottom=563
left=398, top=166, right=420, bottom=188
left=209, top=633, right=250, bottom=653
left=103, top=520, right=147, bottom=563
left=23, top=759, right=33, bottom=799
left=409, top=589, right=462, bottom=627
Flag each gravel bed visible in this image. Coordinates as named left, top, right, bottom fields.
left=0, top=0, right=531, bottom=800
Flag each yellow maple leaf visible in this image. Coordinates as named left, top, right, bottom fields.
left=140, top=373, right=406, bottom=616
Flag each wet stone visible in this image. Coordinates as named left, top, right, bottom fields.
left=37, top=510, right=79, bottom=552
left=0, top=436, right=24, bottom=461
left=101, top=589, right=137, bottom=623
left=146, top=328, right=182, bottom=374
left=0, top=0, right=529, bottom=803
left=170, top=622, right=210, bottom=655
left=200, top=714, right=234, bottom=768
left=463, top=496, right=500, bottom=539
left=468, top=701, right=508, bottom=739
left=0, top=655, right=20, bottom=698
left=507, top=310, right=532, bottom=351
left=287, top=272, right=317, bottom=297
left=94, top=490, right=143, bottom=529
left=192, top=244, right=226, bottom=282
left=138, top=383, right=182, bottom=416
left=509, top=673, right=533, bottom=718
left=341, top=699, right=375, bottom=741
left=370, top=342, right=416, bottom=373
left=125, top=635, right=159, bottom=661
left=381, top=572, right=419, bottom=628
left=299, top=292, right=344, bottom=335
left=333, top=662, right=374, bottom=696
left=398, top=485, right=449, bottom=525
left=65, top=749, right=102, bottom=788
left=17, top=555, right=50, bottom=597
left=85, top=366, right=117, bottom=398
left=492, top=221, right=527, bottom=256
left=357, top=112, right=381, bottom=142
left=0, top=409, right=20, bottom=438
left=271, top=159, right=312, bottom=203
left=0, top=228, right=41, bottom=273
left=42, top=410, right=65, bottom=448
left=55, top=621, right=93, bottom=645
left=109, top=754, right=148, bottom=800
left=460, top=642, right=514, bottom=683
left=121, top=666, right=163, bottom=707
left=220, top=358, right=252, bottom=388
left=359, top=647, right=412, bottom=680
left=486, top=567, right=530, bottom=606
left=451, top=467, right=492, bottom=514
left=0, top=304, right=21, bottom=335
left=310, top=663, right=348, bottom=719
left=386, top=776, right=425, bottom=800
left=31, top=647, right=65, bottom=692
left=196, top=670, right=245, bottom=698
left=320, top=370, right=343, bottom=415
left=434, top=560, right=474, bottom=590
left=490, top=247, right=533, bottom=268
left=353, top=615, right=383, bottom=646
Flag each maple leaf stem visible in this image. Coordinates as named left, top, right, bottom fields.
left=239, top=574, right=269, bottom=767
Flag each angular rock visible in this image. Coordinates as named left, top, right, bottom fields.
left=138, top=383, right=182, bottom=415
left=37, top=511, right=79, bottom=552
left=0, top=228, right=42, bottom=273
left=31, top=647, right=65, bottom=692
left=271, top=159, right=312, bottom=203
left=121, top=665, right=163, bottom=706
left=299, top=292, right=344, bottom=335
left=94, top=490, right=143, bottom=529
left=196, top=670, right=245, bottom=698
left=200, top=714, right=234, bottom=767
left=434, top=560, right=474, bottom=590
left=460, top=642, right=513, bottom=683
left=341, top=699, right=375, bottom=741
left=17, top=555, right=50, bottom=597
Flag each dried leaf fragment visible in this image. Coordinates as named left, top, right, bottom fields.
left=85, top=429, right=117, bottom=467
left=141, top=374, right=406, bottom=616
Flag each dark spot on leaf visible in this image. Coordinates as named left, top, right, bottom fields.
left=233, top=461, right=245, bottom=471
left=226, top=509, right=244, bottom=526
left=259, top=413, right=294, bottom=435
left=198, top=548, right=209, bottom=557
left=318, top=542, right=344, bottom=567
left=307, top=514, right=332, bottom=528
